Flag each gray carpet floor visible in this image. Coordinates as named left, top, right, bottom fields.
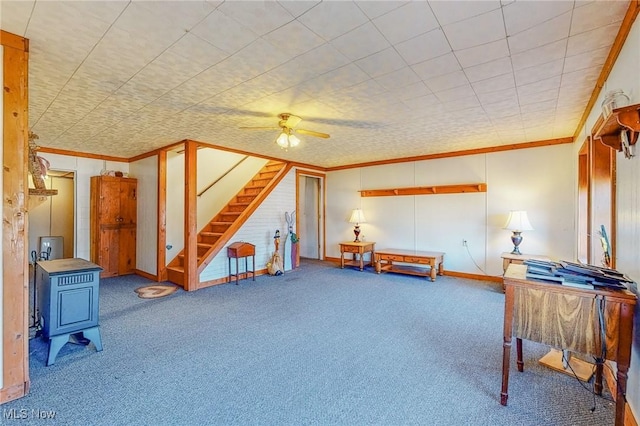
left=7, top=259, right=615, bottom=425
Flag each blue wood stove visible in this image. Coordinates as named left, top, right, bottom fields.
left=36, top=258, right=103, bottom=365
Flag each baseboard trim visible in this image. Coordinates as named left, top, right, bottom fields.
left=135, top=269, right=158, bottom=281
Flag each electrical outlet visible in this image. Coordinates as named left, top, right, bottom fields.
left=462, top=239, right=468, bottom=247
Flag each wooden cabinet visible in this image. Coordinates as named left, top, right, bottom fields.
left=90, top=176, right=137, bottom=278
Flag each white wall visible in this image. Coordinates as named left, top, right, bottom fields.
left=129, top=156, right=158, bottom=275
left=574, top=16, right=640, bottom=418
left=39, top=154, right=129, bottom=260
left=326, top=144, right=575, bottom=277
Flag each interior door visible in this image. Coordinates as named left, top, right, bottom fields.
left=298, top=173, right=323, bottom=259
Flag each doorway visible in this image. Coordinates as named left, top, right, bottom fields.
left=297, top=171, right=324, bottom=260
left=28, top=170, right=75, bottom=260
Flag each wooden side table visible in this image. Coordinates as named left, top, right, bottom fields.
left=227, top=242, right=255, bottom=284
left=501, top=252, right=551, bottom=273
left=339, top=241, right=375, bottom=271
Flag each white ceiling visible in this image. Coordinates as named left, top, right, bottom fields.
left=0, top=1, right=629, bottom=168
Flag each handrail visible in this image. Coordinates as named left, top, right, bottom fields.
left=197, top=156, right=249, bottom=197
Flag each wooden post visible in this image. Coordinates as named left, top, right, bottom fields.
left=1, top=30, right=30, bottom=404
left=183, top=140, right=198, bottom=291
left=157, top=150, right=167, bottom=282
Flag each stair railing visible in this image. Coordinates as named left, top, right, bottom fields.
left=197, top=156, right=249, bottom=197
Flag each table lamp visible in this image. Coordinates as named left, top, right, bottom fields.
left=503, top=210, right=533, bottom=255
left=348, top=208, right=366, bottom=242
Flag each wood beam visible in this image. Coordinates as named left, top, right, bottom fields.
left=157, top=150, right=167, bottom=282
left=183, top=141, right=198, bottom=291
left=1, top=31, right=30, bottom=404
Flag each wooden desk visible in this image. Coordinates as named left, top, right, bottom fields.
left=227, top=242, right=255, bottom=284
left=501, top=264, right=637, bottom=426
left=374, top=249, right=444, bottom=282
left=339, top=241, right=375, bottom=271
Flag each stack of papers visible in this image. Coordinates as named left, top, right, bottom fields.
left=523, top=259, right=633, bottom=290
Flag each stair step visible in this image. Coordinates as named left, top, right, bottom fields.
left=236, top=195, right=255, bottom=203
left=228, top=202, right=250, bottom=212
left=251, top=178, right=271, bottom=186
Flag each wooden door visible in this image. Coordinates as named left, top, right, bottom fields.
left=119, top=179, right=137, bottom=225
left=118, top=226, right=136, bottom=275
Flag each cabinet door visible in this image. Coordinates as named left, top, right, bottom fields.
left=118, top=226, right=136, bottom=275
left=99, top=228, right=120, bottom=278
left=119, top=180, right=137, bottom=225
left=100, top=179, right=122, bottom=225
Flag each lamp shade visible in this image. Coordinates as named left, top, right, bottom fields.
left=349, top=208, right=366, bottom=224
left=503, top=211, right=534, bottom=231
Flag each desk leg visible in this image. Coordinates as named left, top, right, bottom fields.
left=613, top=302, right=634, bottom=426
left=501, top=284, right=515, bottom=405
left=594, top=359, right=603, bottom=395
left=516, top=338, right=523, bottom=372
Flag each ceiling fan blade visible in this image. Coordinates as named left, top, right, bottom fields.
left=296, top=128, right=330, bottom=139
left=239, top=126, right=280, bottom=130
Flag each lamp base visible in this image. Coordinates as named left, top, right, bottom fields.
left=510, top=231, right=523, bottom=255
left=353, top=225, right=361, bottom=242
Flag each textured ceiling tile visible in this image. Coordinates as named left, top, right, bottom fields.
left=566, top=23, right=620, bottom=57
left=425, top=71, right=470, bottom=93
left=355, top=48, right=407, bottom=78
left=1, top=0, right=35, bottom=35
left=395, top=29, right=451, bottom=65
left=464, top=57, right=512, bottom=83
left=442, top=9, right=505, bottom=50
left=331, top=22, right=390, bottom=61
left=191, top=10, right=259, bottom=54
left=218, top=1, right=293, bottom=36
left=277, top=1, right=321, bottom=18
left=411, top=53, right=461, bottom=81
left=502, top=0, right=573, bottom=35
left=477, top=87, right=518, bottom=106
left=289, top=43, right=351, bottom=76
left=263, top=20, right=326, bottom=57
left=471, top=73, right=515, bottom=95
left=563, top=46, right=608, bottom=74
left=430, top=0, right=501, bottom=26
left=356, top=1, right=407, bottom=19
left=168, top=33, right=229, bottom=70
left=454, top=38, right=509, bottom=68
left=392, top=82, right=432, bottom=102
left=434, top=84, right=476, bottom=102
left=299, top=64, right=371, bottom=97
left=514, top=59, right=564, bottom=86
left=570, top=0, right=628, bottom=36
left=510, top=39, right=567, bottom=71
left=507, top=12, right=571, bottom=55
left=374, top=67, right=421, bottom=91
left=518, top=87, right=559, bottom=107
left=297, top=1, right=369, bottom=41
left=372, top=1, right=438, bottom=44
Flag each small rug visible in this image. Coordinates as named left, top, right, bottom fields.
left=134, top=285, right=178, bottom=299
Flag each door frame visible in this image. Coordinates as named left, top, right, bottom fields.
left=295, top=169, right=325, bottom=260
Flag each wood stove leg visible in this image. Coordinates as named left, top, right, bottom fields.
left=47, top=334, right=71, bottom=366
left=82, top=327, right=103, bottom=352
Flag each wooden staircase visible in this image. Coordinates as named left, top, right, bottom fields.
left=166, top=160, right=288, bottom=287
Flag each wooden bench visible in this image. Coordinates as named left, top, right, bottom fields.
left=374, top=249, right=445, bottom=281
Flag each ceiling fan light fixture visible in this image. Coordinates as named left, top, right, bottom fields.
left=276, top=131, right=289, bottom=148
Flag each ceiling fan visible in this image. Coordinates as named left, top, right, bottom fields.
left=240, top=113, right=330, bottom=149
